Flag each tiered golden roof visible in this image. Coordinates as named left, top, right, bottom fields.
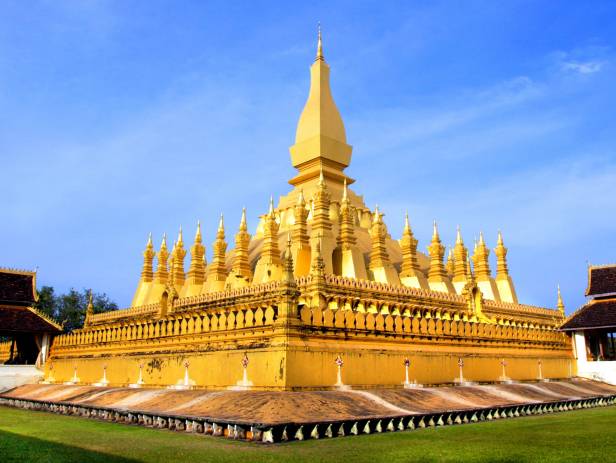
left=130, top=31, right=523, bottom=308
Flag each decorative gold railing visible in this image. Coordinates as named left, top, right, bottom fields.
left=52, top=304, right=278, bottom=351
left=299, top=305, right=568, bottom=348
left=88, top=303, right=159, bottom=324
left=53, top=272, right=566, bottom=353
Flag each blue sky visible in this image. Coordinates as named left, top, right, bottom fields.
left=1, top=0, right=615, bottom=312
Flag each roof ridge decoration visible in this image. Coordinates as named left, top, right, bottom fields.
left=0, top=266, right=37, bottom=275
left=25, top=306, right=63, bottom=331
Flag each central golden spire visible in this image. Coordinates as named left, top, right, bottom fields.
left=289, top=27, right=353, bottom=188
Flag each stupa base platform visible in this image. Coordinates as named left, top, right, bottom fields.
left=1, top=380, right=615, bottom=443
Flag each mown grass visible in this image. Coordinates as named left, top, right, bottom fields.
left=1, top=405, right=616, bottom=463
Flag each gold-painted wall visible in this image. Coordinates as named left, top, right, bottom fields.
left=43, top=277, right=572, bottom=390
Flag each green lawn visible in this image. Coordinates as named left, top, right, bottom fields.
left=1, top=405, right=616, bottom=463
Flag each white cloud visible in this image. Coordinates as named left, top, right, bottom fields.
left=561, top=60, right=605, bottom=74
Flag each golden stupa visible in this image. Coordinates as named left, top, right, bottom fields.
left=46, top=31, right=571, bottom=390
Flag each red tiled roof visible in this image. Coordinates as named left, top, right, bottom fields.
left=561, top=297, right=616, bottom=330
left=0, top=306, right=62, bottom=334
left=586, top=264, right=616, bottom=297
left=0, top=270, right=36, bottom=305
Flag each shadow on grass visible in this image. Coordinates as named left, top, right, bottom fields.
left=0, top=430, right=139, bottom=463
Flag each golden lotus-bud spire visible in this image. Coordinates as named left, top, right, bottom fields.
left=292, top=190, right=309, bottom=248
left=494, top=230, right=509, bottom=278
left=311, top=236, right=325, bottom=276
left=154, top=233, right=169, bottom=284
left=290, top=189, right=311, bottom=276
left=232, top=208, right=252, bottom=280
left=168, top=240, right=176, bottom=286
left=267, top=196, right=274, bottom=216
left=310, top=169, right=335, bottom=273
left=557, top=284, right=565, bottom=315
left=427, top=221, right=454, bottom=293
left=493, top=230, right=517, bottom=302
left=472, top=231, right=503, bottom=301
left=466, top=255, right=475, bottom=284
left=84, top=289, right=94, bottom=327
left=399, top=212, right=427, bottom=289
left=283, top=234, right=295, bottom=283
left=445, top=246, right=454, bottom=276
left=217, top=214, right=225, bottom=237
left=260, top=201, right=281, bottom=265
left=472, top=232, right=491, bottom=279
left=169, top=227, right=186, bottom=290
left=369, top=207, right=389, bottom=265
left=140, top=232, right=155, bottom=282
left=338, top=179, right=356, bottom=250
left=368, top=206, right=399, bottom=285
left=132, top=233, right=157, bottom=306
left=297, top=188, right=306, bottom=206
left=253, top=199, right=283, bottom=283
left=373, top=204, right=380, bottom=224
left=427, top=221, right=446, bottom=280
left=239, top=207, right=248, bottom=231
left=195, top=220, right=202, bottom=243
left=452, top=226, right=469, bottom=292
left=183, top=221, right=206, bottom=296
left=205, top=214, right=228, bottom=291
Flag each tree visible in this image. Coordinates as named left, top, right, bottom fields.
left=34, top=287, right=118, bottom=331
left=35, top=286, right=57, bottom=320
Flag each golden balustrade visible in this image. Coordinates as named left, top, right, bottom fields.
left=52, top=303, right=279, bottom=352
left=299, top=304, right=567, bottom=350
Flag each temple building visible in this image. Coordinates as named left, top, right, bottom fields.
left=0, top=268, right=61, bottom=367
left=0, top=268, right=61, bottom=390
left=43, top=32, right=571, bottom=389
left=561, top=264, right=616, bottom=384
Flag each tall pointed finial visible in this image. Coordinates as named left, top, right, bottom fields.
left=373, top=205, right=380, bottom=224
left=297, top=189, right=305, bottom=205
left=147, top=232, right=153, bottom=247
left=177, top=225, right=183, bottom=246
left=478, top=231, right=485, bottom=245
left=404, top=211, right=410, bottom=232
left=557, top=284, right=565, bottom=314
left=88, top=289, right=93, bottom=307
left=497, top=230, right=504, bottom=246
left=218, top=214, right=224, bottom=232
left=432, top=220, right=439, bottom=239
left=268, top=196, right=275, bottom=215
left=466, top=255, right=474, bottom=282
left=161, top=233, right=168, bottom=249
left=283, top=233, right=295, bottom=283
left=195, top=220, right=202, bottom=242
left=311, top=233, right=326, bottom=276
left=84, top=288, right=94, bottom=327
left=456, top=225, right=463, bottom=245
left=240, top=207, right=247, bottom=231
left=318, top=167, right=325, bottom=186
left=342, top=178, right=348, bottom=201
left=316, top=22, right=324, bottom=61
